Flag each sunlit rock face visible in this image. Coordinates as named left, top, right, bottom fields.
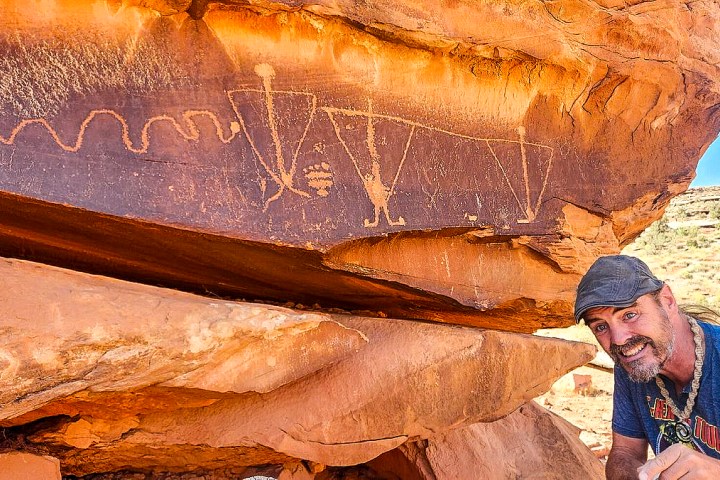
left=0, top=0, right=717, bottom=330
left=0, top=452, right=61, bottom=480
left=0, top=258, right=596, bottom=476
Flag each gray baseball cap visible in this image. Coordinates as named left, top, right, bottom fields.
left=574, top=255, right=664, bottom=323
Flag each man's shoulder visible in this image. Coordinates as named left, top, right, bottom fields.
left=700, top=320, right=720, bottom=337
left=699, top=320, right=720, bottom=351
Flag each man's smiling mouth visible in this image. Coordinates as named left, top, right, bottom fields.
left=610, top=336, right=655, bottom=362
left=620, top=342, right=647, bottom=358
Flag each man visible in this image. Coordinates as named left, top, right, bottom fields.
left=574, top=255, right=720, bottom=480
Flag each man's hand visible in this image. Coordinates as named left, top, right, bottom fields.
left=638, top=444, right=720, bottom=479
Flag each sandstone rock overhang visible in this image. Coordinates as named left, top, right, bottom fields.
left=0, top=256, right=596, bottom=476
left=1, top=0, right=719, bottom=331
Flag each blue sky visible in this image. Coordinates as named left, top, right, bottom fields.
left=691, top=136, right=720, bottom=187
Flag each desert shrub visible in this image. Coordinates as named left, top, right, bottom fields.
left=655, top=217, right=671, bottom=234
left=710, top=203, right=720, bottom=220
left=677, top=226, right=699, bottom=237
left=643, top=218, right=673, bottom=253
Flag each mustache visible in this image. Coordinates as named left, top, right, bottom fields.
left=610, top=335, right=654, bottom=357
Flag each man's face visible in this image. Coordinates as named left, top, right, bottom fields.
left=584, top=293, right=674, bottom=383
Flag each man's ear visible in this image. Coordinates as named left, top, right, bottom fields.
left=656, top=284, right=678, bottom=312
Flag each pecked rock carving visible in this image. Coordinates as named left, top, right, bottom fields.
left=0, top=63, right=553, bottom=226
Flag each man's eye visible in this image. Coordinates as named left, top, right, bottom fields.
left=624, top=312, right=637, bottom=321
left=594, top=324, right=608, bottom=334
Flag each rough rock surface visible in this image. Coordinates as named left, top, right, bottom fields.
left=0, top=257, right=595, bottom=476
left=362, top=401, right=605, bottom=480
left=0, top=0, right=717, bottom=330
left=0, top=452, right=61, bottom=480
left=0, top=258, right=367, bottom=423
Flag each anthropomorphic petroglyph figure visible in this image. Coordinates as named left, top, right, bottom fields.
left=516, top=125, right=536, bottom=223
left=324, top=100, right=411, bottom=228
left=484, top=125, right=553, bottom=224
left=362, top=157, right=405, bottom=227
left=228, top=64, right=316, bottom=210
left=362, top=101, right=406, bottom=227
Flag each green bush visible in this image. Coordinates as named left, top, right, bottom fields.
left=710, top=204, right=720, bottom=220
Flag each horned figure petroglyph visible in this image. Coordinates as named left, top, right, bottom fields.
left=228, top=63, right=315, bottom=210
left=0, top=64, right=554, bottom=226
left=484, top=125, right=553, bottom=223
left=324, top=100, right=411, bottom=227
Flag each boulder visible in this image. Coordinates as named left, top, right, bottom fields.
left=0, top=257, right=366, bottom=423
left=268, top=401, right=605, bottom=480
left=364, top=401, right=604, bottom=480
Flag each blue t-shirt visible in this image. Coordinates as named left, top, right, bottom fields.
left=612, top=320, right=720, bottom=458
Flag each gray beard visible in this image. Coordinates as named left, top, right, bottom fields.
left=624, top=357, right=662, bottom=383
left=624, top=339, right=674, bottom=383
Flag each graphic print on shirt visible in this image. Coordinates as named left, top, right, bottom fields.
left=647, top=396, right=708, bottom=454
left=695, top=416, right=720, bottom=454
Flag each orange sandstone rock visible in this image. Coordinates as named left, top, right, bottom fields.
left=0, top=257, right=367, bottom=422
left=0, top=452, right=61, bottom=480
left=0, top=0, right=718, bottom=476
left=367, top=401, right=604, bottom=480
left=0, top=257, right=595, bottom=475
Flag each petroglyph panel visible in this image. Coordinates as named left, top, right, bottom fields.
left=0, top=6, right=563, bottom=248
left=0, top=72, right=555, bottom=243
left=227, top=64, right=316, bottom=210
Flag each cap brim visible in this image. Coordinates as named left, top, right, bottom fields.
left=575, top=299, right=637, bottom=323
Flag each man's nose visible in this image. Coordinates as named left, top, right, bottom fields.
left=610, top=324, right=634, bottom=346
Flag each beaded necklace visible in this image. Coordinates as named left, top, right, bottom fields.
left=655, top=316, right=705, bottom=444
